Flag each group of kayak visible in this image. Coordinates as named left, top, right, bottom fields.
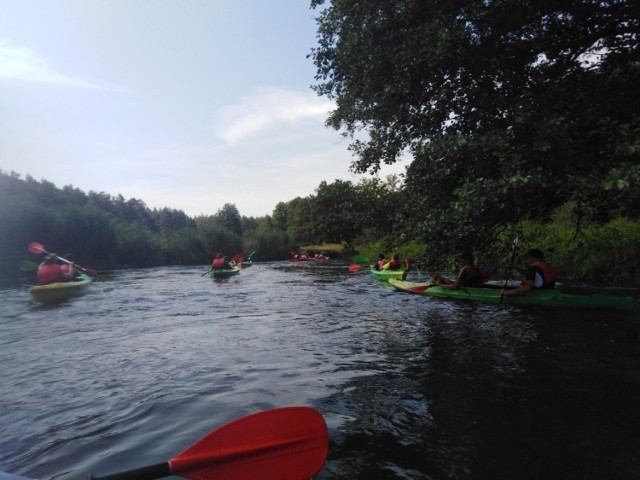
left=26, top=243, right=255, bottom=303
left=368, top=249, right=636, bottom=311
left=290, top=251, right=330, bottom=261
left=26, top=242, right=636, bottom=311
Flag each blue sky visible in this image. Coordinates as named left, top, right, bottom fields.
left=0, top=1, right=407, bottom=218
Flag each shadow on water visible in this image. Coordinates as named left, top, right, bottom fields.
left=1, top=262, right=639, bottom=480
left=319, top=301, right=640, bottom=479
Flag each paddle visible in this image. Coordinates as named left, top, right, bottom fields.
left=27, top=242, right=99, bottom=277
left=499, top=235, right=519, bottom=304
left=201, top=268, right=213, bottom=277
left=407, top=283, right=432, bottom=293
left=347, top=264, right=362, bottom=272
left=89, top=406, right=328, bottom=480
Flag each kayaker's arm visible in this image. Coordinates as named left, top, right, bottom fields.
left=501, top=279, right=533, bottom=296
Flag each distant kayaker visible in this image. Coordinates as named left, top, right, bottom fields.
left=36, top=254, right=78, bottom=285
left=501, top=248, right=557, bottom=296
left=382, top=253, right=403, bottom=270
left=211, top=252, right=232, bottom=270
left=432, top=253, right=485, bottom=289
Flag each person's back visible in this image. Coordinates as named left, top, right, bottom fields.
left=459, top=263, right=484, bottom=287
left=436, top=253, right=484, bottom=289
left=212, top=253, right=229, bottom=269
left=36, top=255, right=76, bottom=284
left=37, top=262, right=63, bottom=285
left=384, top=254, right=402, bottom=270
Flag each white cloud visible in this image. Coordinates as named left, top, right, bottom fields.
left=0, top=38, right=125, bottom=91
left=213, top=86, right=335, bottom=144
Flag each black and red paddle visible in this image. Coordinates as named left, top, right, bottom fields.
left=27, top=242, right=99, bottom=277
left=90, top=406, right=328, bottom=480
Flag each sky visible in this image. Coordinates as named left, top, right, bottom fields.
left=0, top=0, right=408, bottom=218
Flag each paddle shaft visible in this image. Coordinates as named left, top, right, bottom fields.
left=89, top=462, right=170, bottom=480
left=500, top=235, right=519, bottom=304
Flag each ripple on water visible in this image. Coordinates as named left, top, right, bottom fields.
left=1, top=263, right=640, bottom=480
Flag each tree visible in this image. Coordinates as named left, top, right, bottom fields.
left=354, top=175, right=404, bottom=241
left=286, top=196, right=317, bottom=245
left=311, top=0, right=640, bottom=263
left=214, top=203, right=243, bottom=237
left=313, top=179, right=361, bottom=244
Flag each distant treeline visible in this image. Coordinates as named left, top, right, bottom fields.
left=2, top=170, right=639, bottom=286
left=0, top=170, right=401, bottom=271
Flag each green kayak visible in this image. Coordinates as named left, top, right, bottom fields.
left=29, top=274, right=93, bottom=304
left=388, top=279, right=635, bottom=311
left=209, top=267, right=241, bottom=279
left=370, top=268, right=407, bottom=281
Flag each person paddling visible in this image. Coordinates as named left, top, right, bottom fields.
left=382, top=253, right=403, bottom=270
left=501, top=248, right=557, bottom=296
left=36, top=253, right=78, bottom=285
left=433, top=252, right=485, bottom=289
left=211, top=252, right=232, bottom=270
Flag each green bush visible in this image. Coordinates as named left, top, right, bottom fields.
left=518, top=217, right=640, bottom=286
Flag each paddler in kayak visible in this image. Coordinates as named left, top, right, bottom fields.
left=381, top=253, right=404, bottom=270
left=432, top=252, right=485, bottom=289
left=211, top=252, right=233, bottom=270
left=501, top=248, right=557, bottom=296
left=36, top=253, right=78, bottom=285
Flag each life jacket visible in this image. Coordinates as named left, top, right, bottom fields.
left=37, top=263, right=64, bottom=285
left=536, top=261, right=557, bottom=288
left=212, top=257, right=226, bottom=269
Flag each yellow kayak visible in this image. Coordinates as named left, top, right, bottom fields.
left=29, top=274, right=93, bottom=304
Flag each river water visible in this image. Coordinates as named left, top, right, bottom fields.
left=1, top=262, right=639, bottom=480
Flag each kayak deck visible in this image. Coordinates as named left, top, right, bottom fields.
left=370, top=268, right=407, bottom=281
left=29, top=274, right=93, bottom=304
left=388, top=279, right=635, bottom=311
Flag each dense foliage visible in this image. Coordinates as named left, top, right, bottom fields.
left=2, top=169, right=639, bottom=285
left=0, top=171, right=245, bottom=270
left=0, top=171, right=404, bottom=272
left=310, top=0, right=640, bottom=263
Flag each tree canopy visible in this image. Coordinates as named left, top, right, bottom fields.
left=310, top=0, right=640, bottom=257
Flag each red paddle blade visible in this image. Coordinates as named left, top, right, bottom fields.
left=27, top=242, right=46, bottom=255
left=170, top=406, right=328, bottom=480
left=348, top=264, right=362, bottom=272
left=408, top=284, right=430, bottom=293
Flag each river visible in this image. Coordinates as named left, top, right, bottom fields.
left=1, top=262, right=639, bottom=480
